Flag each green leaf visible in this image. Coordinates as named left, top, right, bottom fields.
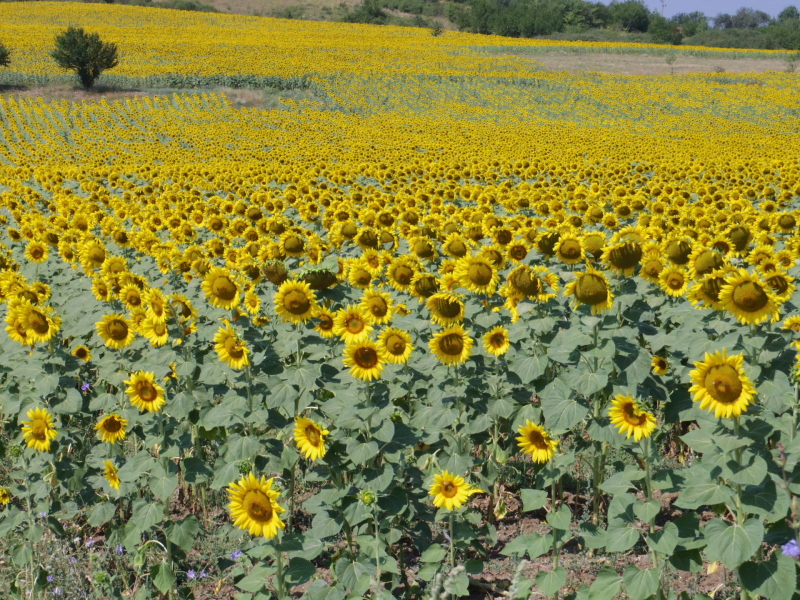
left=605, top=522, right=639, bottom=552
left=703, top=518, right=764, bottom=570
left=646, top=522, right=678, bottom=556
left=521, top=489, right=548, bottom=512
left=600, top=469, right=643, bottom=495
left=513, top=355, right=548, bottom=384
left=211, top=461, right=240, bottom=490
left=149, top=462, right=179, bottom=503
left=166, top=516, right=200, bottom=552
left=335, top=558, right=372, bottom=595
left=540, top=378, right=590, bottom=431
left=310, top=511, right=342, bottom=539
left=131, top=500, right=162, bottom=531
left=536, top=567, right=567, bottom=596
left=52, top=388, right=82, bottom=414
left=420, top=544, right=447, bottom=563
left=634, top=500, right=660, bottom=524
left=346, top=439, right=380, bottom=465
left=500, top=533, right=553, bottom=559
left=739, top=553, right=796, bottom=600
left=286, top=557, right=316, bottom=586
left=235, top=564, right=273, bottom=593
left=183, top=457, right=212, bottom=484
left=579, top=522, right=607, bottom=550
left=622, top=565, right=661, bottom=600
left=588, top=567, right=622, bottom=600
left=88, top=502, right=115, bottom=527
left=546, top=505, right=572, bottom=530
left=574, top=369, right=609, bottom=396
left=150, top=561, right=175, bottom=594
left=741, top=479, right=790, bottom=523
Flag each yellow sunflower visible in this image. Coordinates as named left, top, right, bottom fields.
left=119, top=284, right=144, bottom=310
left=689, top=349, right=756, bottom=419
left=608, top=395, right=657, bottom=441
left=243, top=290, right=261, bottom=316
left=227, top=473, right=286, bottom=538
left=718, top=269, right=781, bottom=325
left=313, top=307, right=336, bottom=339
left=516, top=420, right=558, bottom=463
left=144, top=288, right=169, bottom=324
left=454, top=255, right=500, bottom=295
left=659, top=267, right=688, bottom=298
left=124, top=371, right=167, bottom=413
left=274, top=280, right=317, bottom=324
left=564, top=266, right=614, bottom=315
left=781, top=315, right=800, bottom=332
left=96, top=314, right=136, bottom=350
left=294, top=417, right=330, bottom=461
left=333, top=305, right=374, bottom=345
left=72, top=345, right=92, bottom=362
left=343, top=340, right=386, bottom=381
left=379, top=327, right=414, bottom=364
left=0, top=487, right=11, bottom=505
left=426, top=292, right=465, bottom=326
left=21, top=407, right=58, bottom=452
left=103, top=460, right=121, bottom=491
left=359, top=288, right=393, bottom=325
left=24, top=241, right=49, bottom=264
left=214, top=322, right=250, bottom=370
left=13, top=301, right=61, bottom=344
left=483, top=326, right=511, bottom=357
left=639, top=251, right=665, bottom=284
left=651, top=356, right=669, bottom=376
left=602, top=241, right=643, bottom=276
left=95, top=414, right=127, bottom=444
left=201, top=267, right=240, bottom=310
left=429, top=325, right=474, bottom=366
left=140, top=316, right=169, bottom=348
left=429, top=471, right=484, bottom=510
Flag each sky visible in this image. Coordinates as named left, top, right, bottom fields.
left=600, top=0, right=796, bottom=18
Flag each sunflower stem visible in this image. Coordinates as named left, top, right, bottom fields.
left=244, top=365, right=255, bottom=436
left=287, top=457, right=297, bottom=534
left=448, top=511, right=455, bottom=568
left=373, top=503, right=382, bottom=592
left=275, top=543, right=286, bottom=598
left=732, top=417, right=750, bottom=600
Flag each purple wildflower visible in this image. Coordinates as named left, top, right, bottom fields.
left=68, top=557, right=77, bottom=564
left=47, top=575, right=54, bottom=583
left=81, top=382, right=91, bottom=392
left=199, top=570, right=208, bottom=579
left=782, top=539, right=800, bottom=559
left=53, top=588, right=62, bottom=596
left=85, top=539, right=94, bottom=548
left=187, top=570, right=196, bottom=580
left=39, top=512, right=48, bottom=518
left=230, top=550, right=243, bottom=560
left=115, top=545, right=124, bottom=555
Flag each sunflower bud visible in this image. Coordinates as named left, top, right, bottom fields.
left=9, top=445, right=21, bottom=457
left=358, top=490, right=377, bottom=506
left=238, top=461, right=252, bottom=475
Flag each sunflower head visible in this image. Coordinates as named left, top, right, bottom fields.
left=294, top=417, right=330, bottom=461
left=214, top=323, right=250, bottom=370
left=227, top=473, right=286, bottom=539
left=343, top=340, right=386, bottom=381
left=454, top=256, right=499, bottom=295
left=96, top=314, right=136, bottom=350
left=427, top=292, right=465, bottom=326
left=103, top=460, right=121, bottom=491
left=21, top=407, right=58, bottom=453
left=719, top=269, right=780, bottom=325
left=125, top=371, right=167, bottom=413
left=483, top=326, right=510, bottom=357
left=429, top=325, right=474, bottom=366
left=275, top=280, right=317, bottom=324
left=689, top=349, right=756, bottom=419
left=651, top=356, right=669, bottom=376
left=379, top=327, right=414, bottom=364
left=608, top=395, right=657, bottom=441
left=515, top=420, right=558, bottom=463
left=429, top=471, right=484, bottom=511
left=565, top=267, right=614, bottom=315
left=95, top=414, right=128, bottom=444
left=72, top=345, right=92, bottom=362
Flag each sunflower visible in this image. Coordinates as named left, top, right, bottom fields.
left=347, top=260, right=374, bottom=289
left=96, top=314, right=136, bottom=350
left=274, top=280, right=317, bottom=324
left=360, top=288, right=393, bottom=325
left=343, top=340, right=386, bottom=381
left=4, top=308, right=29, bottom=345
left=608, top=395, right=657, bottom=441
left=140, top=315, right=169, bottom=347
left=454, top=255, right=500, bottom=295
left=294, top=417, right=329, bottom=461
left=554, top=235, right=584, bottom=265
left=689, top=349, right=756, bottom=419
left=379, top=327, right=414, bottom=364
left=94, top=414, right=128, bottom=444
left=21, top=407, right=58, bottom=452
left=119, top=284, right=144, bottom=310
left=659, top=267, right=688, bottom=298
left=91, top=278, right=113, bottom=302
left=145, top=288, right=169, bottom=323
left=14, top=301, right=60, bottom=344
left=602, top=241, right=643, bottom=276
left=411, top=272, right=441, bottom=300
left=125, top=371, right=167, bottom=413
left=25, top=241, right=49, bottom=263
left=762, top=270, right=795, bottom=302
left=227, top=473, right=286, bottom=538
left=688, top=268, right=732, bottom=311
left=429, top=325, right=474, bottom=366
left=516, top=420, right=558, bottom=463
left=103, top=460, right=121, bottom=491
left=72, top=345, right=92, bottom=362
left=718, top=269, right=781, bottom=325
left=688, top=248, right=725, bottom=280
left=0, top=487, right=10, bottom=505
left=214, top=322, right=250, bottom=370
left=313, top=307, right=336, bottom=339
left=387, top=257, right=418, bottom=291
left=651, top=356, right=669, bottom=376
left=429, top=471, right=484, bottom=510
left=564, top=266, right=614, bottom=315
left=202, top=267, right=240, bottom=310
left=483, top=326, right=511, bottom=357
left=333, top=305, right=374, bottom=344
left=426, top=292, right=465, bottom=326
left=781, top=315, right=800, bottom=332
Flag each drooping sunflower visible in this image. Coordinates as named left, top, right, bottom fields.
left=214, top=322, right=250, bottom=370
left=608, top=395, right=657, bottom=441
left=360, top=288, right=393, bottom=325
left=689, top=349, right=756, bottom=419
left=379, top=327, right=414, bottom=364
left=96, top=314, right=136, bottom=350
left=651, top=356, right=669, bottom=376
left=659, top=267, right=689, bottom=298
left=294, top=417, right=330, bottom=461
left=602, top=241, right=643, bottom=276
left=516, top=420, right=558, bottom=463
left=13, top=301, right=61, bottom=344
left=429, top=471, right=484, bottom=511
left=274, top=280, right=317, bottom=324
left=429, top=325, right=474, bottom=366
left=21, top=407, right=58, bottom=452
left=343, top=339, right=386, bottom=381
left=426, top=292, right=465, bottom=326
left=125, top=371, right=167, bottom=413
left=483, top=326, right=511, bottom=357
left=688, top=247, right=725, bottom=280
left=227, top=473, right=286, bottom=539
left=202, top=267, right=240, bottom=310
left=410, top=272, right=441, bottom=300
left=72, top=345, right=92, bottom=362
left=103, top=460, right=121, bottom=491
left=718, top=269, right=781, bottom=325
left=688, top=268, right=732, bottom=311
left=761, top=269, right=796, bottom=302
left=564, top=266, right=614, bottom=315
left=454, top=255, right=500, bottom=295
left=94, top=414, right=128, bottom=444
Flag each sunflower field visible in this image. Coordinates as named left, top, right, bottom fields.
left=1, top=3, right=800, bottom=600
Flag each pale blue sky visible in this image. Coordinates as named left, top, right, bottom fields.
left=600, top=0, right=797, bottom=18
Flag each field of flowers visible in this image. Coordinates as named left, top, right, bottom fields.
left=1, top=3, right=800, bottom=600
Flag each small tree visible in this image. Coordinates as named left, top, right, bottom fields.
left=0, top=41, right=10, bottom=68
left=51, top=26, right=119, bottom=89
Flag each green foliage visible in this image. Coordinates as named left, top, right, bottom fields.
left=0, top=41, right=9, bottom=68
left=649, top=13, right=683, bottom=45
left=50, top=26, right=119, bottom=89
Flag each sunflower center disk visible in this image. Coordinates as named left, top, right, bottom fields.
left=559, top=240, right=582, bottom=260
left=767, top=276, right=789, bottom=295
left=243, top=490, right=274, bottom=522
left=346, top=317, right=365, bottom=334
left=468, top=263, right=493, bottom=286
left=609, top=242, right=642, bottom=270
left=705, top=365, right=743, bottom=404
left=441, top=482, right=458, bottom=498
left=694, top=251, right=723, bottom=275
left=318, top=316, right=334, bottom=331
left=305, top=425, right=321, bottom=446
left=622, top=403, right=648, bottom=426
left=576, top=274, right=608, bottom=305
left=353, top=269, right=371, bottom=285
left=108, top=320, right=129, bottom=340
left=511, top=270, right=541, bottom=296
left=137, top=382, right=157, bottom=402
left=387, top=335, right=405, bottom=355
left=354, top=347, right=379, bottom=368
left=225, top=338, right=245, bottom=359
left=284, top=236, right=304, bottom=253
left=368, top=299, right=387, bottom=317
left=440, top=333, right=464, bottom=356
left=528, top=430, right=547, bottom=449
left=434, top=298, right=461, bottom=319
left=31, top=422, right=48, bottom=441
left=104, top=418, right=122, bottom=433
left=393, top=266, right=413, bottom=285
left=28, top=311, right=50, bottom=334
left=732, top=282, right=769, bottom=312
left=211, top=276, right=237, bottom=301
left=448, top=241, right=467, bottom=257
left=284, top=290, right=311, bottom=315
left=668, top=274, right=684, bottom=289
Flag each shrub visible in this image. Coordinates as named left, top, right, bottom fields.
left=50, top=26, right=119, bottom=89
left=0, top=41, right=10, bottom=68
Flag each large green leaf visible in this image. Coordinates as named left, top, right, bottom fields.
left=540, top=378, right=590, bottom=431
left=150, top=561, right=175, bottom=594
left=739, top=553, right=797, bottom=600
left=623, top=566, right=661, bottom=600
left=703, top=518, right=764, bottom=570
left=166, top=515, right=200, bottom=552
left=536, top=567, right=567, bottom=596
left=587, top=567, right=622, bottom=600
left=646, top=522, right=678, bottom=556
